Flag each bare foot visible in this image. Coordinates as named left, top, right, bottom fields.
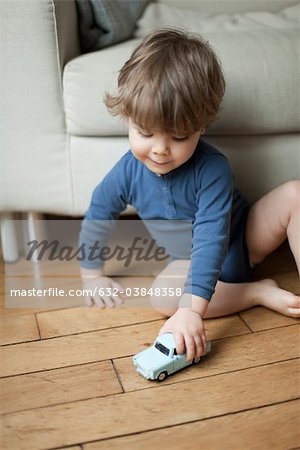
left=255, top=279, right=300, bottom=317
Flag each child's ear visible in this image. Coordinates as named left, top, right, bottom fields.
left=200, top=127, right=206, bottom=135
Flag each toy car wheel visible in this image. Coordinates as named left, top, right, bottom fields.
left=157, top=371, right=168, bottom=382
left=193, top=356, right=201, bottom=364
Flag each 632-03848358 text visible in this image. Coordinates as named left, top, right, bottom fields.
left=90, top=287, right=184, bottom=297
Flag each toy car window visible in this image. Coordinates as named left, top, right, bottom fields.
left=154, top=341, right=170, bottom=356
left=173, top=349, right=177, bottom=355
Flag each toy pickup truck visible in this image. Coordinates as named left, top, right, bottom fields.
left=133, top=332, right=211, bottom=381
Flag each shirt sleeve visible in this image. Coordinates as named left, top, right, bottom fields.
left=78, top=158, right=129, bottom=269
left=183, top=154, right=233, bottom=300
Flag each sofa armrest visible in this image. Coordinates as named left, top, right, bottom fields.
left=0, top=0, right=80, bottom=213
left=53, top=0, right=81, bottom=70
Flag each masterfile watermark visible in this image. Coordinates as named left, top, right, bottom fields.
left=3, top=219, right=193, bottom=308
left=26, top=237, right=169, bottom=267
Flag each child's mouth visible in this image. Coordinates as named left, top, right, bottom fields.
left=149, top=158, right=170, bottom=166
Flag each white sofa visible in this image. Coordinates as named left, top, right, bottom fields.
left=1, top=0, right=299, bottom=220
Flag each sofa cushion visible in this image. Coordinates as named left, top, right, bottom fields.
left=70, top=133, right=300, bottom=214
left=137, top=2, right=300, bottom=36
left=63, top=4, right=300, bottom=136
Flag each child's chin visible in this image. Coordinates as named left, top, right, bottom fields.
left=149, top=164, right=173, bottom=174
left=153, top=168, right=171, bottom=175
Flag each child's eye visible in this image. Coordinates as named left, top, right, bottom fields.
left=173, top=136, right=189, bottom=142
left=139, top=131, right=153, bottom=138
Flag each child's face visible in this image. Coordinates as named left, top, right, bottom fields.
left=128, top=118, right=203, bottom=175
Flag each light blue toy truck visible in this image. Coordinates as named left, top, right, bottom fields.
left=133, top=332, right=212, bottom=381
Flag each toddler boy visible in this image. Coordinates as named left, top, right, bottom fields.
left=79, top=29, right=300, bottom=362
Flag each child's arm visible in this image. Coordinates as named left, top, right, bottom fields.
left=79, top=155, right=131, bottom=306
left=159, top=294, right=208, bottom=362
left=184, top=153, right=234, bottom=302
left=159, top=153, right=234, bottom=359
left=80, top=267, right=105, bottom=278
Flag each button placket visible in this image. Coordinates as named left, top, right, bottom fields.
left=162, top=179, right=177, bottom=218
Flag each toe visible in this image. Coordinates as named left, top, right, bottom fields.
left=287, top=307, right=300, bottom=317
left=288, top=295, right=300, bottom=309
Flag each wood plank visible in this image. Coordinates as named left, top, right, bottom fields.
left=269, top=270, right=300, bottom=294
left=0, top=315, right=250, bottom=377
left=114, top=324, right=300, bottom=391
left=0, top=360, right=298, bottom=450
left=56, top=447, right=81, bottom=450
left=0, top=298, right=50, bottom=318
left=240, top=306, right=299, bottom=332
left=56, top=447, right=82, bottom=450
left=0, top=293, right=72, bottom=318
left=0, top=314, right=40, bottom=345
left=83, top=400, right=300, bottom=450
left=0, top=361, right=122, bottom=415
left=37, top=301, right=250, bottom=339
left=37, top=307, right=163, bottom=339
left=0, top=320, right=161, bottom=378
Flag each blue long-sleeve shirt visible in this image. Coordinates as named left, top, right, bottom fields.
left=79, top=139, right=249, bottom=300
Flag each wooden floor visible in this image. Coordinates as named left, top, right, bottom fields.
left=0, top=241, right=299, bottom=450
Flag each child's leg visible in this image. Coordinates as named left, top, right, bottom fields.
left=245, top=180, right=300, bottom=273
left=242, top=180, right=300, bottom=317
left=151, top=266, right=299, bottom=318
left=151, top=181, right=300, bottom=318
left=205, top=279, right=299, bottom=318
left=207, top=181, right=300, bottom=317
left=206, top=181, right=300, bottom=317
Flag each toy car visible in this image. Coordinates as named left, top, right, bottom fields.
left=133, top=332, right=211, bottom=381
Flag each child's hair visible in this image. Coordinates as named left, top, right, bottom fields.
left=105, top=28, right=225, bottom=136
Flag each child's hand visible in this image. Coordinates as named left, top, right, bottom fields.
left=158, top=308, right=207, bottom=362
left=81, top=275, right=125, bottom=308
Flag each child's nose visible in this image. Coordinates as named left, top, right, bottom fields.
left=152, top=140, right=170, bottom=155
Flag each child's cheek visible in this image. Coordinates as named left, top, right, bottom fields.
left=135, top=139, right=148, bottom=156
left=131, top=146, right=145, bottom=163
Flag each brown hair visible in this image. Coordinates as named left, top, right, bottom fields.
left=105, top=28, right=225, bottom=135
